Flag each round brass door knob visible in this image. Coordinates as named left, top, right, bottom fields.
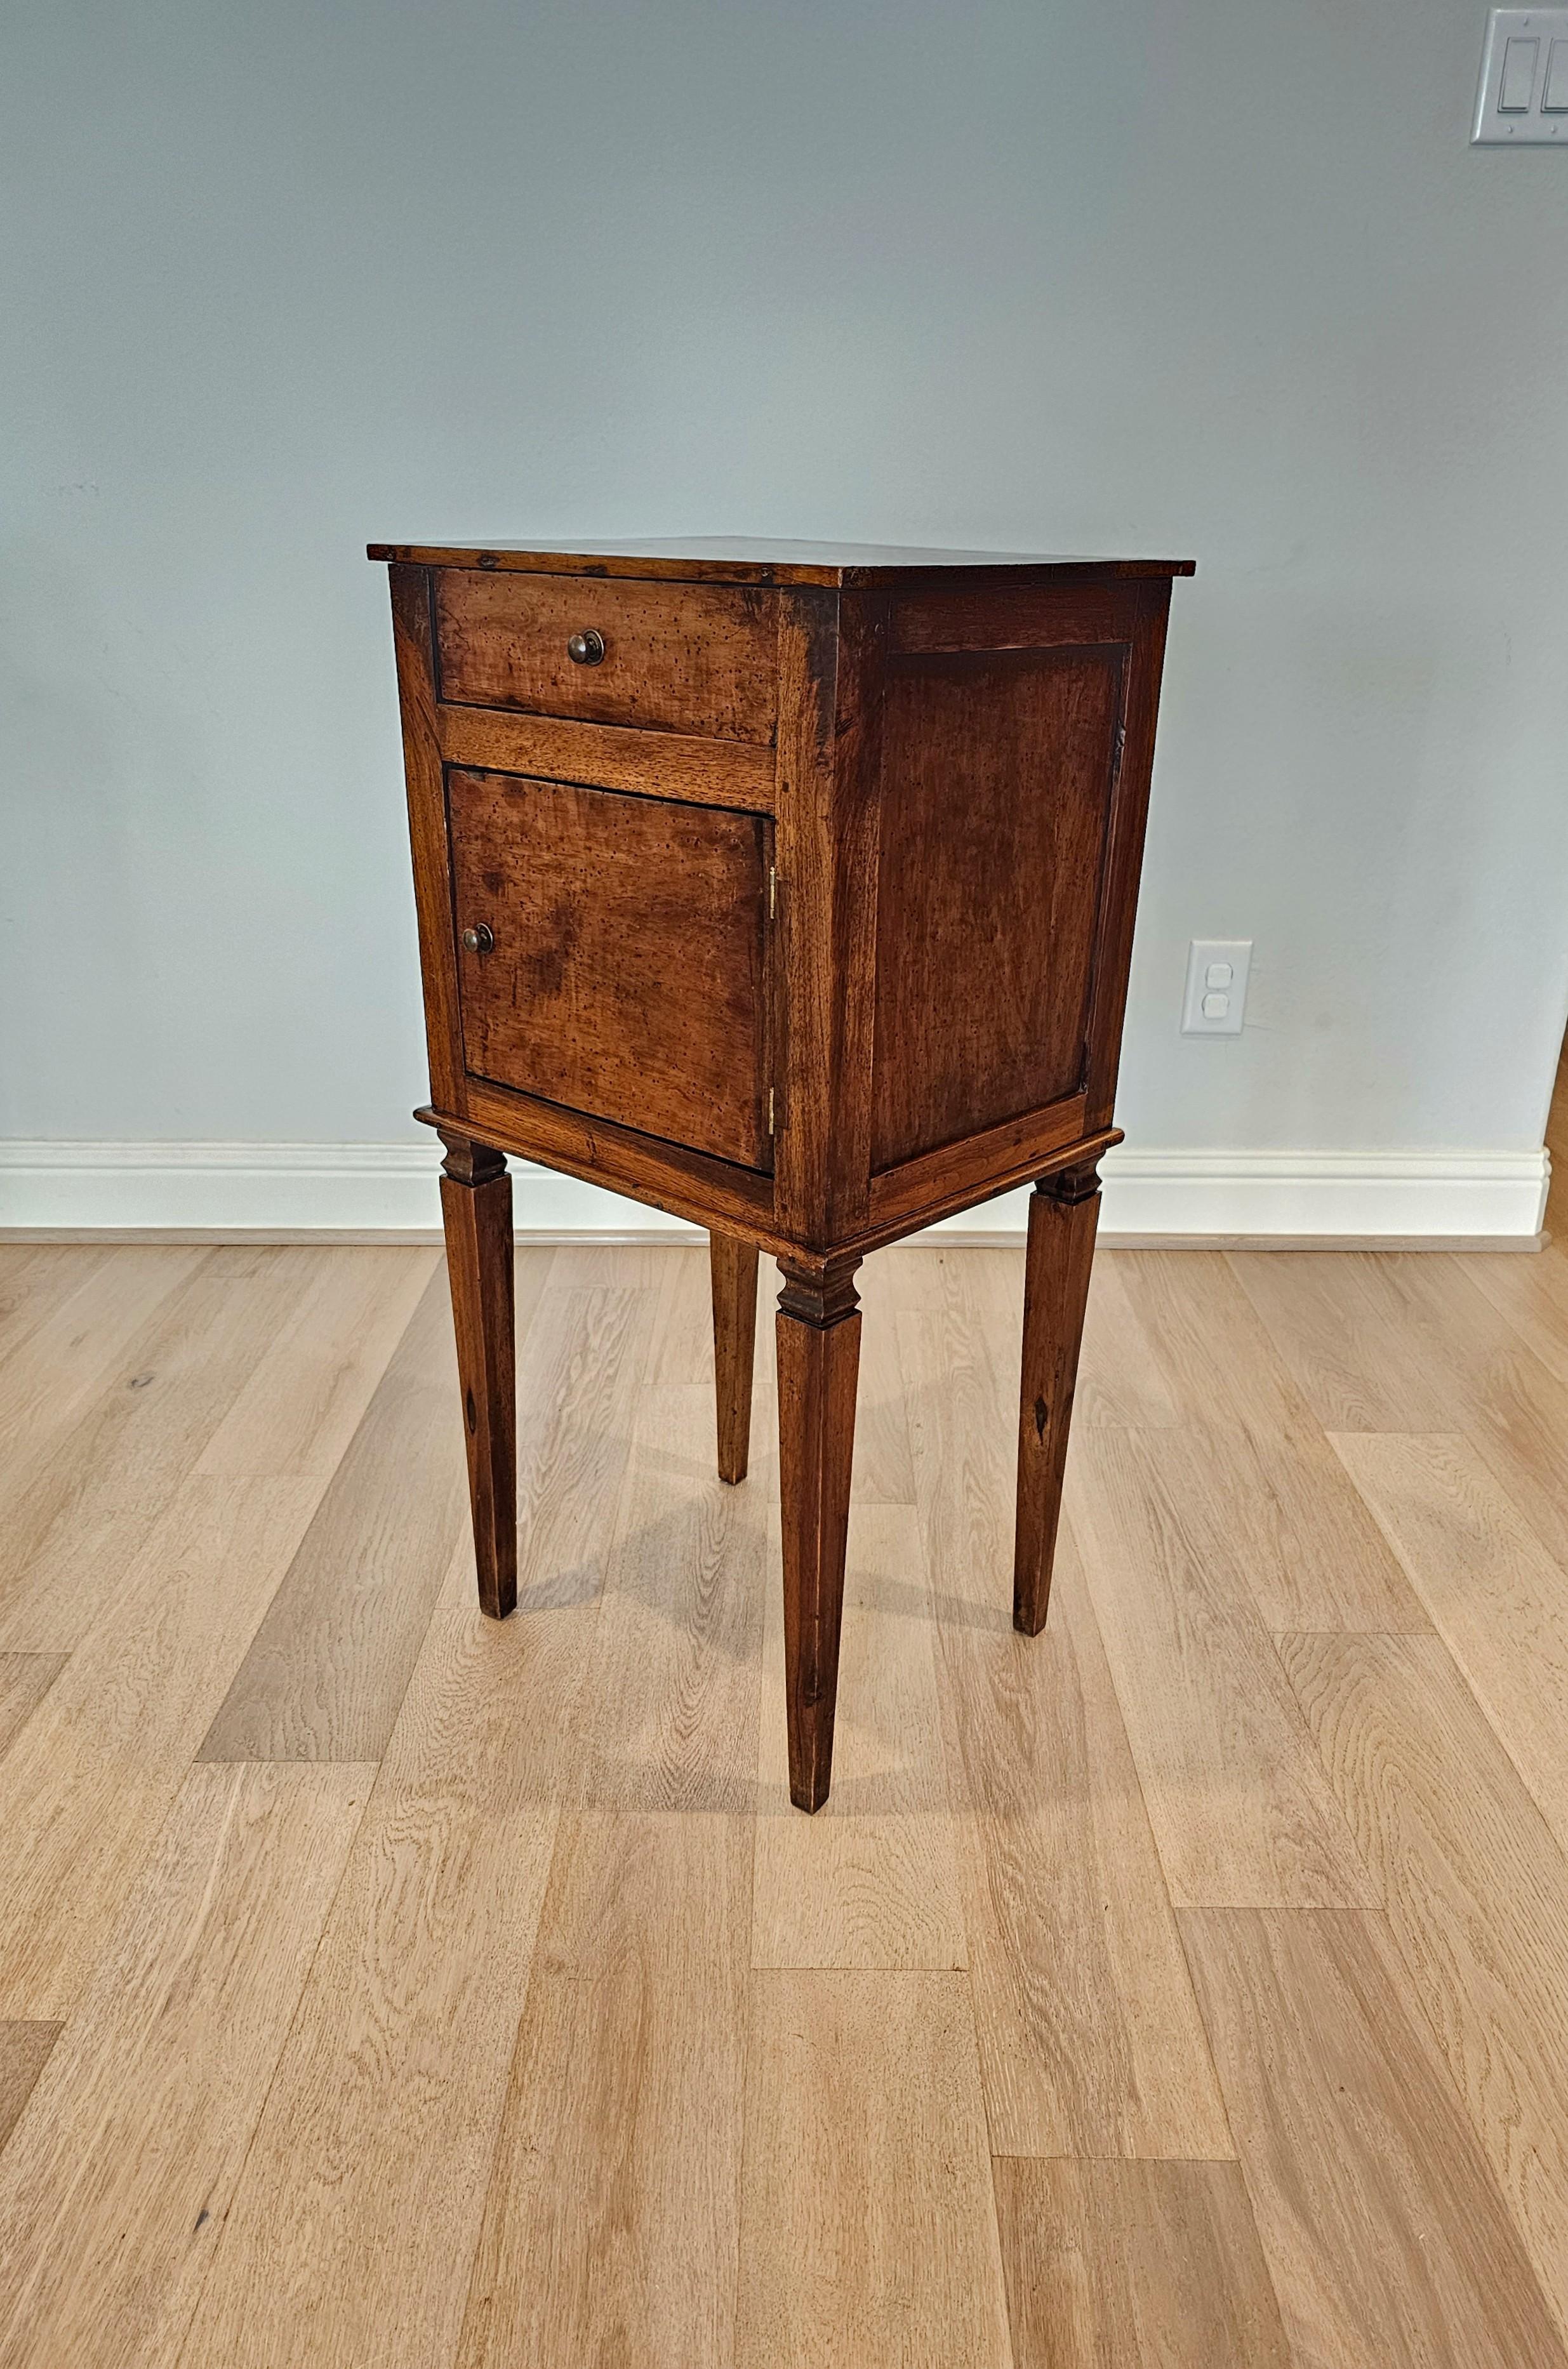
left=566, top=628, right=606, bottom=665
left=462, top=924, right=494, bottom=955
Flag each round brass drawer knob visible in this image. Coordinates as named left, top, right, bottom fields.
left=462, top=924, right=494, bottom=955
left=566, top=628, right=606, bottom=666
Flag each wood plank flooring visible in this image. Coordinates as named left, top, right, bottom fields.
left=2, top=1212, right=1568, bottom=2363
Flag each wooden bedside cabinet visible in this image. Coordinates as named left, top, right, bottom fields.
left=369, top=537, right=1192, bottom=1810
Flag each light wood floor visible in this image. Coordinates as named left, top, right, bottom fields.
left=3, top=1181, right=1568, bottom=2360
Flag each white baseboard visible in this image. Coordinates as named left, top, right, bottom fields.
left=1095, top=1145, right=1549, bottom=1245
left=0, top=1138, right=1548, bottom=1247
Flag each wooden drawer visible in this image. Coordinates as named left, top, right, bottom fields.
left=447, top=768, right=774, bottom=1171
left=434, top=570, right=778, bottom=744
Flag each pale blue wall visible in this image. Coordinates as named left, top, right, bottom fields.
left=3, top=0, right=1565, bottom=1151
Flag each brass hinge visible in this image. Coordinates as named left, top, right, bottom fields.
left=767, top=865, right=777, bottom=920
left=767, top=1088, right=776, bottom=1135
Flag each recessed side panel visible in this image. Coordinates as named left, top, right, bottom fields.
left=870, top=647, right=1126, bottom=1173
left=448, top=769, right=773, bottom=1172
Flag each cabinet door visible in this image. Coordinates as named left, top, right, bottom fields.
left=447, top=768, right=773, bottom=1171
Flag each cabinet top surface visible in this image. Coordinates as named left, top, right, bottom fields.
left=367, top=534, right=1196, bottom=588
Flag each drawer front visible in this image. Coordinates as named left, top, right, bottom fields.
left=448, top=768, right=773, bottom=1171
left=434, top=571, right=778, bottom=744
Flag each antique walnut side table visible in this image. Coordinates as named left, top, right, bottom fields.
left=370, top=537, right=1191, bottom=1811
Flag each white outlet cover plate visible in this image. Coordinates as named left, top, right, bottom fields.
left=1182, top=939, right=1252, bottom=1037
left=1473, top=9, right=1568, bottom=143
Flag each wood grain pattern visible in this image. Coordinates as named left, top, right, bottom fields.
left=458, top=1810, right=751, bottom=2369
left=993, top=2157, right=1290, bottom=2369
left=1279, top=1626, right=1568, bottom=2337
left=371, top=536, right=1195, bottom=585
left=1331, top=1429, right=1568, bottom=1848
left=769, top=583, right=884, bottom=1245
left=898, top=1275, right=1232, bottom=2155
left=0, top=1251, right=204, bottom=1548
left=870, top=648, right=1122, bottom=1170
left=1180, top=1907, right=1568, bottom=2369
left=841, top=1251, right=916, bottom=1504
left=0, top=1248, right=200, bottom=1445
left=1081, top=588, right=1167, bottom=1131
left=451, top=1072, right=778, bottom=1245
left=0, top=1660, right=65, bottom=1763
left=444, top=1083, right=1104, bottom=1266
left=197, top=1267, right=470, bottom=1762
left=436, top=698, right=776, bottom=809
left=439, top=1139, right=516, bottom=1619
left=865, top=1091, right=1089, bottom=1229
left=580, top=1381, right=764, bottom=1812
left=1071, top=1425, right=1374, bottom=1908
left=855, top=1128, right=1122, bottom=1257
left=890, top=580, right=1136, bottom=654
left=1461, top=1235, right=1568, bottom=1388
left=972, top=1541, right=1234, bottom=2158
left=0, top=1246, right=106, bottom=1362
left=775, top=1258, right=862, bottom=1810
left=1068, top=1252, right=1183, bottom=1428
left=753, top=1502, right=966, bottom=1970
left=1242, top=1253, right=1568, bottom=1537
left=710, top=1231, right=759, bottom=1483
left=0, top=1475, right=322, bottom=2019
left=548, top=1242, right=676, bottom=1291
left=183, top=1609, right=578, bottom=2369
left=1116, top=1251, right=1428, bottom=1629
left=434, top=566, right=778, bottom=741
left=1338, top=1253, right=1568, bottom=1576
left=194, top=1248, right=437, bottom=1478
left=389, top=562, right=465, bottom=1108
left=645, top=1240, right=731, bottom=1384
left=1227, top=1249, right=1458, bottom=1432
left=953, top=1243, right=1184, bottom=1432
left=435, top=1264, right=660, bottom=1619
left=0, top=1762, right=368, bottom=2369
left=0, top=1249, right=324, bottom=1656
left=449, top=767, right=773, bottom=1170
left=456, top=1368, right=758, bottom=2366
left=737, top=1971, right=1011, bottom=2369
left=1014, top=1165, right=1100, bottom=1634
left=0, top=2028, right=58, bottom=2156
left=6, top=1237, right=1568, bottom=2357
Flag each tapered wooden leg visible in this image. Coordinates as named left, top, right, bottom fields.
left=710, top=1231, right=760, bottom=1484
left=775, top=1254, right=861, bottom=1812
left=1013, top=1160, right=1101, bottom=1636
left=437, top=1130, right=516, bottom=1621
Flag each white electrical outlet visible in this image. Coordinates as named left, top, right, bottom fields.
left=1182, top=939, right=1252, bottom=1035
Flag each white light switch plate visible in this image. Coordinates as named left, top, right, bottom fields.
left=1473, top=9, right=1568, bottom=143
left=1182, top=939, right=1252, bottom=1037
